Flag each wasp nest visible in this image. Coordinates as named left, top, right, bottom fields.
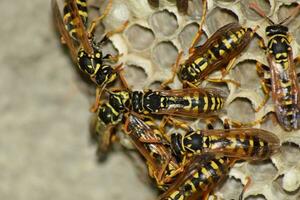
left=87, top=0, right=300, bottom=199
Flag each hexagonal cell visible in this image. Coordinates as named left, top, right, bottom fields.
left=187, top=0, right=206, bottom=19
left=280, top=143, right=300, bottom=167
left=123, top=64, right=148, bottom=89
left=247, top=160, right=277, bottom=182
left=206, top=7, right=239, bottom=34
left=240, top=0, right=271, bottom=21
left=227, top=97, right=256, bottom=123
left=152, top=41, right=178, bottom=69
left=217, top=177, right=243, bottom=200
left=178, top=22, right=207, bottom=50
left=125, top=24, right=155, bottom=50
left=234, top=60, right=261, bottom=90
left=149, top=9, right=178, bottom=37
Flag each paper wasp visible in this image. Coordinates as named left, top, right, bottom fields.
left=123, top=113, right=183, bottom=187
left=158, top=154, right=235, bottom=200
left=162, top=0, right=258, bottom=88
left=109, top=87, right=226, bottom=117
left=148, top=0, right=189, bottom=14
left=52, top=0, right=126, bottom=101
left=168, top=118, right=280, bottom=161
left=249, top=3, right=300, bottom=131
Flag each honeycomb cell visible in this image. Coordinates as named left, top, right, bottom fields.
left=227, top=97, right=255, bottom=123
left=187, top=0, right=205, bottom=19
left=240, top=0, right=271, bottom=21
left=149, top=9, right=178, bottom=36
left=247, top=160, right=277, bottom=182
left=206, top=7, right=238, bottom=34
left=178, top=22, right=207, bottom=50
left=123, top=64, right=148, bottom=89
left=152, top=41, right=178, bottom=69
left=125, top=24, right=155, bottom=50
left=234, top=60, right=261, bottom=90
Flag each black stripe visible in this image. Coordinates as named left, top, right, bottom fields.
left=251, top=136, right=260, bottom=157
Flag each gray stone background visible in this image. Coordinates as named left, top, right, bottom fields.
left=0, top=1, right=154, bottom=199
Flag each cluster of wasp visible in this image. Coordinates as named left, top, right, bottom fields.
left=52, top=0, right=300, bottom=199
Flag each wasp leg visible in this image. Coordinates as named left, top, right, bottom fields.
left=255, top=61, right=271, bottom=112
left=88, top=0, right=113, bottom=35
left=189, top=0, right=207, bottom=54
left=118, top=70, right=130, bottom=90
left=165, top=116, right=194, bottom=132
left=228, top=115, right=267, bottom=128
left=206, top=58, right=241, bottom=87
left=90, top=87, right=102, bottom=112
left=206, top=77, right=241, bottom=87
left=160, top=51, right=183, bottom=88
left=239, top=176, right=252, bottom=200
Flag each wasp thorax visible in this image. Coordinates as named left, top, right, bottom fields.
left=98, top=103, right=122, bottom=125
left=95, top=65, right=116, bottom=86
left=77, top=48, right=103, bottom=76
left=109, top=91, right=131, bottom=111
left=266, top=25, right=288, bottom=37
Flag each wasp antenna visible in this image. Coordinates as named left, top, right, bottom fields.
left=249, top=2, right=274, bottom=25
left=280, top=3, right=300, bottom=26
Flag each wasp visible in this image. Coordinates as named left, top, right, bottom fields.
left=148, top=0, right=189, bottom=14
left=123, top=113, right=183, bottom=187
left=249, top=3, right=300, bottom=131
left=52, top=0, right=126, bottom=103
left=169, top=121, right=280, bottom=161
left=162, top=0, right=258, bottom=88
left=158, top=154, right=235, bottom=200
left=105, top=87, right=226, bottom=119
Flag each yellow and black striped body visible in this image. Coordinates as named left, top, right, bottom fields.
left=159, top=154, right=234, bottom=200
left=63, top=0, right=88, bottom=41
left=131, top=88, right=226, bottom=117
left=179, top=23, right=253, bottom=85
left=124, top=114, right=180, bottom=186
left=171, top=128, right=280, bottom=160
left=265, top=25, right=300, bottom=131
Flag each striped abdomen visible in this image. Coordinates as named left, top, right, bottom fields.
left=132, top=88, right=226, bottom=117
left=171, top=128, right=280, bottom=160
left=63, top=0, right=88, bottom=41
left=179, top=23, right=253, bottom=85
left=159, top=154, right=233, bottom=200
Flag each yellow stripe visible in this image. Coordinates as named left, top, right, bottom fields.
left=222, top=39, right=231, bottom=49
left=203, top=96, right=208, bottom=111
left=211, top=97, right=216, bottom=110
